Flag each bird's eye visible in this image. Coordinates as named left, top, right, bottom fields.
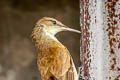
left=49, top=20, right=57, bottom=25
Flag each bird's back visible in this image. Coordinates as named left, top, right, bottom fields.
left=36, top=40, right=78, bottom=80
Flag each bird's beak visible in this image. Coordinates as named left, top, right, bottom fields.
left=61, top=26, right=81, bottom=33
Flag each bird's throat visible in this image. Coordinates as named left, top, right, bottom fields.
left=32, top=28, right=60, bottom=45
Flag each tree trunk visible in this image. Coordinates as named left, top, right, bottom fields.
left=80, top=0, right=120, bottom=80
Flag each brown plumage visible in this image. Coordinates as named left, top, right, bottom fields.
left=31, top=17, right=80, bottom=80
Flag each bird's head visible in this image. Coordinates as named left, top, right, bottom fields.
left=34, top=17, right=81, bottom=35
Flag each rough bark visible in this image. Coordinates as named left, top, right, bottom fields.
left=80, top=0, right=120, bottom=80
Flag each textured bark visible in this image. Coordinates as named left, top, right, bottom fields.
left=80, top=0, right=120, bottom=80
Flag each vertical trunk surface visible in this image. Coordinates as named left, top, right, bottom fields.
left=80, top=0, right=120, bottom=80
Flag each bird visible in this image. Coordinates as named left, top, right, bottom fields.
left=31, top=17, right=80, bottom=80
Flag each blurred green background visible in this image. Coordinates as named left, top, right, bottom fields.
left=0, top=0, right=80, bottom=80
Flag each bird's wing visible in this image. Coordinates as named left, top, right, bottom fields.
left=49, top=43, right=78, bottom=80
left=49, top=44, right=71, bottom=78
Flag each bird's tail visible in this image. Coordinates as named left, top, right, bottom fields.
left=59, top=58, right=78, bottom=80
